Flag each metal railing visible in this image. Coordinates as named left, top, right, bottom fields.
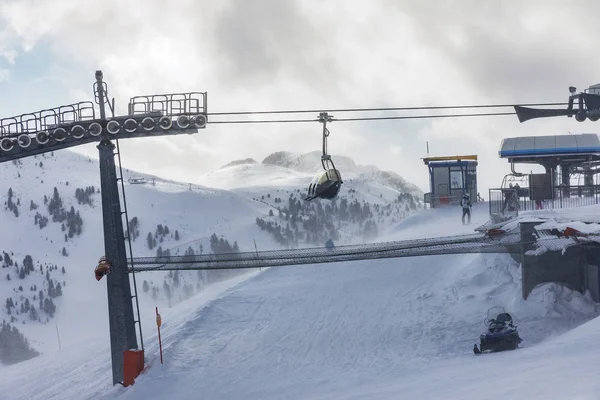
left=489, top=184, right=600, bottom=216
left=128, top=92, right=207, bottom=117
left=130, top=231, right=525, bottom=272
left=0, top=102, right=96, bottom=138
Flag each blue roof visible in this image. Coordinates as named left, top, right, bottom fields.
left=499, top=134, right=600, bottom=158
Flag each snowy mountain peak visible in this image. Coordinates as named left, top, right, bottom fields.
left=220, top=158, right=258, bottom=169
left=257, top=150, right=423, bottom=197
left=202, top=150, right=424, bottom=196
left=261, top=150, right=357, bottom=173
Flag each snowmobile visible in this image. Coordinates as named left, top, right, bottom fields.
left=473, top=306, right=522, bottom=355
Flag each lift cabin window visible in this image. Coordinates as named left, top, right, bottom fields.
left=450, top=170, right=464, bottom=189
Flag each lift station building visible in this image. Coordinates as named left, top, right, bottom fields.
left=423, top=155, right=478, bottom=208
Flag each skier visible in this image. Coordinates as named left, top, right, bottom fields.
left=461, top=193, right=472, bottom=225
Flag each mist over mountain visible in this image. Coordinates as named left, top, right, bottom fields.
left=220, top=158, right=258, bottom=169
left=215, top=150, right=423, bottom=197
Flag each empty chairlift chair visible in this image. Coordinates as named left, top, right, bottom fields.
left=305, top=112, right=343, bottom=201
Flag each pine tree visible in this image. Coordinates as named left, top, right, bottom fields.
left=147, top=232, right=154, bottom=250
left=0, top=321, right=39, bottom=364
left=163, top=281, right=172, bottom=301
left=43, top=298, right=56, bottom=317
left=48, top=279, right=55, bottom=298
left=29, top=305, right=38, bottom=321
left=23, top=255, right=33, bottom=272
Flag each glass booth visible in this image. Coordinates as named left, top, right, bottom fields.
left=422, top=155, right=478, bottom=208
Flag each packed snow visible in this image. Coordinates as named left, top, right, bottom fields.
left=1, top=150, right=600, bottom=399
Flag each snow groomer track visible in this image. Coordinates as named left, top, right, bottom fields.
left=130, top=230, right=526, bottom=272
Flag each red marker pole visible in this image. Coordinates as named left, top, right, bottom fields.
left=156, top=307, right=163, bottom=364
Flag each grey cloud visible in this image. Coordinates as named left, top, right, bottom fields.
left=212, top=0, right=339, bottom=89
left=396, top=1, right=600, bottom=101
left=6, top=0, right=600, bottom=191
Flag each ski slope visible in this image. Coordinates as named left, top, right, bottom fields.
left=2, top=203, right=600, bottom=399
left=0, top=150, right=281, bottom=352
left=382, top=201, right=491, bottom=240
left=107, top=205, right=598, bottom=399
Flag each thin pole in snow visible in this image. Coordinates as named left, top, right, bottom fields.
left=55, top=324, right=61, bottom=350
left=254, top=239, right=261, bottom=271
left=156, top=307, right=163, bottom=364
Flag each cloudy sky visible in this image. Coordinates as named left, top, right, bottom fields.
left=2, top=0, right=600, bottom=194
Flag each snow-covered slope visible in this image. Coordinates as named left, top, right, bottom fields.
left=99, top=206, right=597, bottom=400
left=0, top=146, right=423, bottom=360
left=1, top=202, right=598, bottom=400
left=2, top=149, right=600, bottom=400
left=0, top=150, right=280, bottom=354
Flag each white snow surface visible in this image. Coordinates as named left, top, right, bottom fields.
left=2, top=151, right=600, bottom=399
left=0, top=150, right=281, bottom=353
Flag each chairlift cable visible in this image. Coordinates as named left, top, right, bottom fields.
left=206, top=102, right=568, bottom=117
left=208, top=118, right=317, bottom=124
left=332, top=111, right=517, bottom=122
left=208, top=111, right=518, bottom=125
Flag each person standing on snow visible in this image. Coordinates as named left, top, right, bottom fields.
left=461, top=193, right=472, bottom=224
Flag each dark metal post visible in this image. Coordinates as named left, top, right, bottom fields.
left=98, top=138, right=138, bottom=385
left=428, top=165, right=435, bottom=208
left=95, top=70, right=107, bottom=119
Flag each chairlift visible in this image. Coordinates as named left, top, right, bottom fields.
left=305, top=112, right=343, bottom=201
left=501, top=173, right=528, bottom=190
left=501, top=163, right=530, bottom=198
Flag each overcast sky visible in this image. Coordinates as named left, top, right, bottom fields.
left=2, top=0, right=600, bottom=194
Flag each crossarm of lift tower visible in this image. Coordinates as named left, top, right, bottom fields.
left=0, top=70, right=208, bottom=163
